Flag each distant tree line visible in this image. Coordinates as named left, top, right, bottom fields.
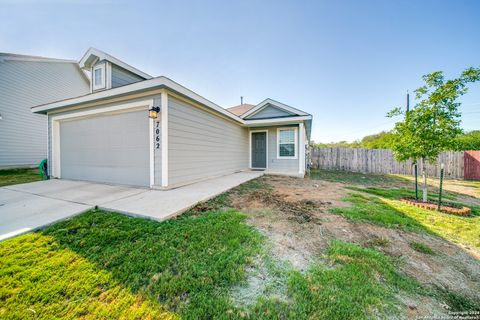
left=312, top=130, right=480, bottom=151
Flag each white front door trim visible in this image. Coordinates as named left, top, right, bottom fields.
left=249, top=129, right=268, bottom=170
left=50, top=99, right=154, bottom=187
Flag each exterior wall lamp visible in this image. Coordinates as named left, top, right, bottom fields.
left=149, top=106, right=160, bottom=119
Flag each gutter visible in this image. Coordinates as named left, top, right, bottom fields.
left=31, top=75, right=312, bottom=129
left=32, top=76, right=245, bottom=124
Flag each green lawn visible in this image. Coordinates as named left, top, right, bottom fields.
left=0, top=168, right=42, bottom=187
left=1, top=171, right=479, bottom=319
left=319, top=170, right=480, bottom=250
left=1, top=209, right=442, bottom=319
left=0, top=210, right=263, bottom=319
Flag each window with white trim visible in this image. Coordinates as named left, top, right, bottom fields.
left=277, top=127, right=297, bottom=159
left=92, top=64, right=105, bottom=90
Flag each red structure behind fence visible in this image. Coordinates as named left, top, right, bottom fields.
left=464, top=151, right=480, bottom=180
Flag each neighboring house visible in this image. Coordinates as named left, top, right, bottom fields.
left=32, top=47, right=312, bottom=189
left=0, top=53, right=90, bottom=168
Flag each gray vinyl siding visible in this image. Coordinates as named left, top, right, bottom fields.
left=111, top=64, right=144, bottom=88
left=168, top=97, right=248, bottom=187
left=247, top=105, right=295, bottom=119
left=252, top=126, right=300, bottom=174
left=0, top=58, right=89, bottom=168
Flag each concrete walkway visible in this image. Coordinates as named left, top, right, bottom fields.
left=0, top=171, right=263, bottom=241
left=102, top=171, right=263, bottom=220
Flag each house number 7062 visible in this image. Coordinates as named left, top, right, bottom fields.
left=155, top=121, right=160, bottom=149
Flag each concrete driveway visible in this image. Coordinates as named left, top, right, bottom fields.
left=0, top=171, right=263, bottom=241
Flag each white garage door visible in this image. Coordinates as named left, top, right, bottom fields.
left=59, top=110, right=150, bottom=187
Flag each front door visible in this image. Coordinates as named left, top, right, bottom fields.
left=251, top=132, right=267, bottom=169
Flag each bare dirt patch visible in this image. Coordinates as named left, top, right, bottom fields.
left=228, top=175, right=480, bottom=306
left=229, top=175, right=349, bottom=270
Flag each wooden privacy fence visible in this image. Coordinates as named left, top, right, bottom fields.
left=310, top=148, right=467, bottom=179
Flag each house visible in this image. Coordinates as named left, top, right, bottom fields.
left=32, top=48, right=312, bottom=189
left=0, top=53, right=90, bottom=168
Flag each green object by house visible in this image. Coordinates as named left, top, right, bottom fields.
left=39, top=159, right=49, bottom=180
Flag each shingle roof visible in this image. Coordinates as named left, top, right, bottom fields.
left=226, top=104, right=255, bottom=116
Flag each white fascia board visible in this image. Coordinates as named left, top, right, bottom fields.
left=79, top=47, right=152, bottom=79
left=244, top=115, right=312, bottom=127
left=242, top=98, right=310, bottom=119
left=31, top=76, right=245, bottom=124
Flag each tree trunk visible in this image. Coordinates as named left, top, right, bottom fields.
left=422, top=157, right=427, bottom=202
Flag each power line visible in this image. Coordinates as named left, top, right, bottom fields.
left=342, top=119, right=398, bottom=136
left=461, top=102, right=480, bottom=107
left=342, top=111, right=479, bottom=139
left=332, top=104, right=479, bottom=141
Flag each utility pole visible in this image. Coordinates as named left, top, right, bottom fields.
left=406, top=91, right=410, bottom=113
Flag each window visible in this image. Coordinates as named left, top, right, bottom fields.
left=92, top=64, right=105, bottom=90
left=94, top=68, right=102, bottom=85
left=277, top=127, right=298, bottom=159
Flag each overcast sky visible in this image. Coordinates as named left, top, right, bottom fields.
left=1, top=0, right=479, bottom=142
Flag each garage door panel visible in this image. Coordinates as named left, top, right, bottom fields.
left=60, top=110, right=150, bottom=187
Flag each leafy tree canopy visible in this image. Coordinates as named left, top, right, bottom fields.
left=312, top=130, right=480, bottom=151
left=454, top=130, right=480, bottom=151
left=387, top=68, right=480, bottom=162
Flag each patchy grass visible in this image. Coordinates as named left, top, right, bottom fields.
left=0, top=208, right=436, bottom=320
left=311, top=169, right=480, bottom=202
left=331, top=193, right=430, bottom=233
left=332, top=193, right=480, bottom=250
left=409, top=241, right=435, bottom=255
left=2, top=171, right=479, bottom=319
left=348, top=186, right=457, bottom=202
left=315, top=170, right=480, bottom=250
left=432, top=287, right=480, bottom=312
left=234, top=176, right=273, bottom=194
left=386, top=200, right=480, bottom=250
left=400, top=174, right=480, bottom=199
left=366, top=237, right=391, bottom=248
left=0, top=210, right=263, bottom=319
left=310, top=169, right=410, bottom=187
left=349, top=183, right=479, bottom=218
left=186, top=176, right=272, bottom=217
left=251, top=241, right=422, bottom=319
left=0, top=168, right=41, bottom=187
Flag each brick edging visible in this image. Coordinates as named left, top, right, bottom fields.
left=400, top=198, right=471, bottom=216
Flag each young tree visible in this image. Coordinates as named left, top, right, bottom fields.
left=388, top=67, right=480, bottom=202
